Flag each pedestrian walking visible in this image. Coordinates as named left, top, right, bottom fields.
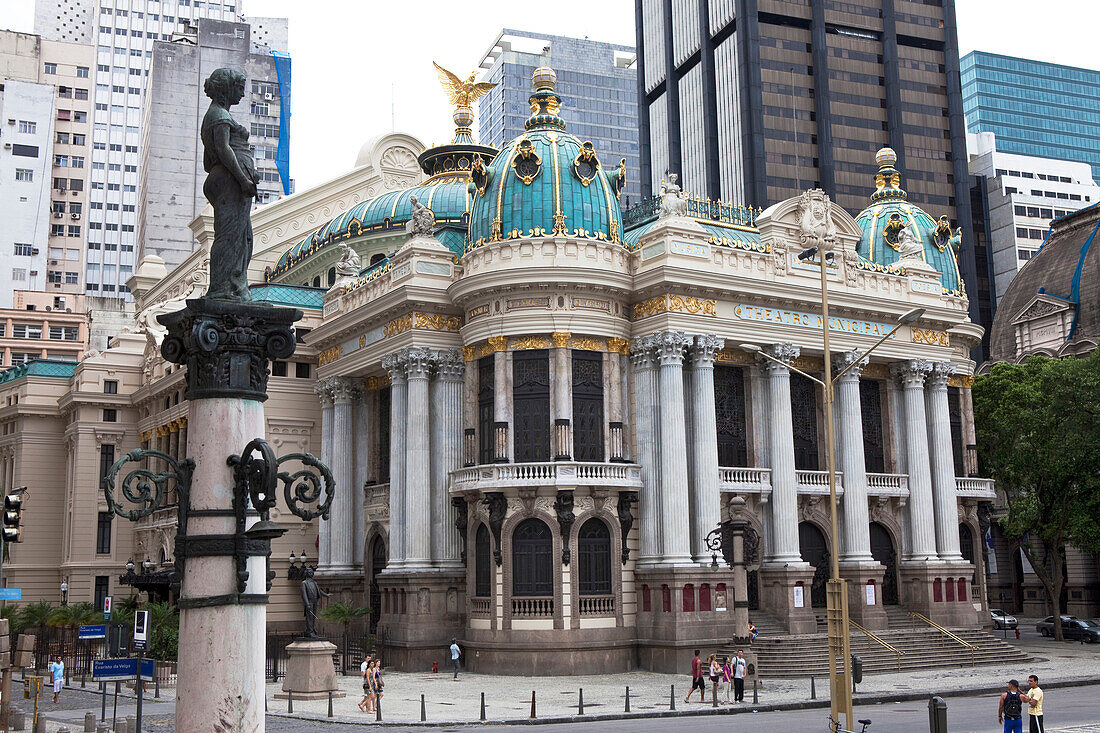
left=450, top=637, right=462, bottom=680
left=49, top=655, right=64, bottom=703
left=373, top=659, right=385, bottom=702
left=1026, top=674, right=1044, bottom=733
left=357, top=655, right=373, bottom=712
left=720, top=657, right=733, bottom=703
left=998, top=678, right=1028, bottom=733
left=733, top=649, right=747, bottom=703
left=684, top=649, right=706, bottom=703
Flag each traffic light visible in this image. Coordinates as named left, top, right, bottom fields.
left=2, top=489, right=26, bottom=543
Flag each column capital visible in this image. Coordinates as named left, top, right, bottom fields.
left=381, top=351, right=408, bottom=382
left=313, top=377, right=337, bottom=407
left=759, top=342, right=799, bottom=373
left=691, top=333, right=724, bottom=366
left=431, top=348, right=465, bottom=381
left=403, top=346, right=434, bottom=379
left=832, top=349, right=868, bottom=382
left=891, top=358, right=931, bottom=388
left=630, top=334, right=658, bottom=369
left=331, top=376, right=361, bottom=404
left=926, top=361, right=956, bottom=391
left=654, top=330, right=692, bottom=365
left=551, top=331, right=571, bottom=349
left=607, top=336, right=630, bottom=355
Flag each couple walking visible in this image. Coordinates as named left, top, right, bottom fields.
left=685, top=649, right=747, bottom=704
left=997, top=675, right=1044, bottom=733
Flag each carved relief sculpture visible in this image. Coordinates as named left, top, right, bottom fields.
left=554, top=491, right=576, bottom=565
left=485, top=492, right=507, bottom=566
left=406, top=195, right=436, bottom=238
left=617, top=491, right=637, bottom=564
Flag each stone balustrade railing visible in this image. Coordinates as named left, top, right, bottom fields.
left=512, top=597, right=554, bottom=618
left=449, top=462, right=643, bottom=493
left=717, top=467, right=773, bottom=496
left=866, top=472, right=909, bottom=498
left=470, top=597, right=491, bottom=616
left=577, top=595, right=616, bottom=617
left=795, top=469, right=845, bottom=494
left=955, top=476, right=996, bottom=498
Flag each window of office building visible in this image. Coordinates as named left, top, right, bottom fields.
left=96, top=511, right=112, bottom=554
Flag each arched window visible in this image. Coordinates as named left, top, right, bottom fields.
left=512, top=518, right=553, bottom=597
left=474, top=524, right=491, bottom=598
left=577, top=519, right=612, bottom=595
left=312, top=275, right=321, bottom=287
left=370, top=252, right=385, bottom=265
left=327, top=267, right=336, bottom=286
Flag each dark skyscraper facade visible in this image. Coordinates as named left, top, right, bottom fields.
left=635, top=0, right=972, bottom=230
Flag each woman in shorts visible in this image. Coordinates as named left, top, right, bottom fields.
left=708, top=654, right=721, bottom=699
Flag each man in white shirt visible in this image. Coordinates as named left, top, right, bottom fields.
left=733, top=649, right=747, bottom=702
left=1026, top=674, right=1045, bottom=733
left=450, top=638, right=461, bottom=680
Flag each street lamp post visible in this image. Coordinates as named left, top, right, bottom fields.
left=742, top=244, right=923, bottom=728
left=60, top=580, right=68, bottom=606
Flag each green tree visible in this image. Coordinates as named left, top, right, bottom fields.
left=47, top=602, right=99, bottom=629
left=318, top=601, right=370, bottom=638
left=143, top=601, right=179, bottom=661
left=112, top=595, right=140, bottom=631
left=973, top=352, right=1100, bottom=641
left=17, top=601, right=54, bottom=632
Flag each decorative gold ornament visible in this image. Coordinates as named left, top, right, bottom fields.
left=383, top=314, right=413, bottom=338
left=632, top=295, right=668, bottom=320
left=568, top=336, right=605, bottom=352
left=509, top=336, right=553, bottom=351
left=512, top=139, right=542, bottom=185
left=487, top=335, right=508, bottom=353
left=607, top=337, right=630, bottom=354
left=432, top=61, right=497, bottom=109
left=572, top=141, right=600, bottom=187
left=947, top=374, right=975, bottom=388
left=318, top=345, right=343, bottom=366
left=668, top=294, right=718, bottom=316
left=911, top=328, right=950, bottom=347
left=414, top=312, right=462, bottom=331
left=551, top=332, right=571, bottom=348
left=552, top=212, right=568, bottom=236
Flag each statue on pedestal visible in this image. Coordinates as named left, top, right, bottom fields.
left=659, top=173, right=688, bottom=218
left=200, top=68, right=260, bottom=302
left=300, top=567, right=330, bottom=639
left=406, top=195, right=435, bottom=238
left=334, top=243, right=361, bottom=281
left=896, top=222, right=926, bottom=264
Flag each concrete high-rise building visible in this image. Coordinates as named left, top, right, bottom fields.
left=137, top=17, right=291, bottom=270
left=962, top=51, right=1100, bottom=186
left=33, top=0, right=290, bottom=297
left=477, top=29, right=641, bottom=205
left=634, top=0, right=972, bottom=223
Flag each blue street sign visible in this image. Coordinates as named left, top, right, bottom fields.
left=92, top=658, right=154, bottom=682
left=78, top=625, right=107, bottom=640
left=0, top=588, right=22, bottom=601
left=140, top=658, right=155, bottom=682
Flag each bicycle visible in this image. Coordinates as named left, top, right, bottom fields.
left=828, top=715, right=872, bottom=733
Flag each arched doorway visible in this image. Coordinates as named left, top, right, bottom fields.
left=869, top=522, right=899, bottom=605
left=798, top=521, right=829, bottom=608
left=369, top=536, right=387, bottom=633
left=959, top=523, right=976, bottom=583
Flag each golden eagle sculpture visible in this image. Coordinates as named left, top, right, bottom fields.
left=433, top=61, right=497, bottom=108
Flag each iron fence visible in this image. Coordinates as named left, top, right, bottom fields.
left=27, top=624, right=134, bottom=676
left=266, top=629, right=375, bottom=682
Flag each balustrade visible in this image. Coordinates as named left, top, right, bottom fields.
left=955, top=477, right=996, bottom=498
left=578, top=595, right=615, bottom=616
left=470, top=597, right=491, bottom=616
left=449, top=461, right=642, bottom=492
left=511, top=597, right=554, bottom=618
left=866, top=472, right=909, bottom=497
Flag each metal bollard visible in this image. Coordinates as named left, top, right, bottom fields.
left=480, top=691, right=486, bottom=721
left=670, top=683, right=676, bottom=710
left=578, top=687, right=584, bottom=715
left=753, top=678, right=758, bottom=705
left=11, top=710, right=25, bottom=731
left=810, top=675, right=816, bottom=700
left=928, top=695, right=948, bottom=733
left=114, top=721, right=127, bottom=733
left=625, top=685, right=630, bottom=713
left=376, top=693, right=382, bottom=722
left=712, top=679, right=718, bottom=707
left=530, top=690, right=536, bottom=718
left=85, top=711, right=96, bottom=732
left=95, top=725, right=109, bottom=733
left=421, top=693, right=426, bottom=721
left=287, top=689, right=293, bottom=714
left=34, top=715, right=47, bottom=733
left=82, top=670, right=86, bottom=688
left=155, top=676, right=160, bottom=699
left=328, top=690, right=333, bottom=718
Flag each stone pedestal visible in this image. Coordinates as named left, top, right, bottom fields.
left=275, top=640, right=346, bottom=701
left=633, top=567, right=737, bottom=674
left=899, top=561, right=980, bottom=627
left=757, top=564, right=817, bottom=634
left=840, top=561, right=889, bottom=630
left=376, top=570, right=465, bottom=671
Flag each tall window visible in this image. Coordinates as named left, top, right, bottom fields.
left=571, top=351, right=604, bottom=461
left=94, top=576, right=109, bottom=611
left=96, top=511, right=112, bottom=554
left=511, top=518, right=553, bottom=597
left=474, top=524, right=492, bottom=598
left=860, top=379, right=885, bottom=473
left=378, top=387, right=390, bottom=483
left=577, top=519, right=612, bottom=595
left=477, top=356, right=494, bottom=464
left=948, top=386, right=965, bottom=475
left=790, top=372, right=819, bottom=470
left=100, top=443, right=115, bottom=479
left=714, top=365, right=747, bottom=466
left=512, top=350, right=550, bottom=462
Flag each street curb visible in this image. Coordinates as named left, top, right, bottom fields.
left=263, top=675, right=1097, bottom=727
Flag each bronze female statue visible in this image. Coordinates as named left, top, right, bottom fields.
left=201, top=68, right=259, bottom=301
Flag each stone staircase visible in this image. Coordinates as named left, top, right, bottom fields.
left=720, top=608, right=1029, bottom=678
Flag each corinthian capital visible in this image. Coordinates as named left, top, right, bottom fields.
left=891, top=359, right=931, bottom=388
left=313, top=378, right=336, bottom=407
left=403, top=346, right=434, bottom=379
left=630, top=334, right=658, bottom=369
left=653, top=330, right=692, bottom=365
left=432, top=348, right=465, bottom=381
left=758, top=342, right=800, bottom=374
left=330, top=376, right=361, bottom=404
left=691, top=333, right=724, bottom=366
left=832, top=349, right=868, bottom=382
left=381, top=351, right=408, bottom=380
left=926, top=361, right=956, bottom=390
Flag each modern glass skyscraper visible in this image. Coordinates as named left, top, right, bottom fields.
left=962, top=51, right=1100, bottom=186
left=477, top=29, right=641, bottom=206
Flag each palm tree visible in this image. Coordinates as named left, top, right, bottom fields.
left=1, top=604, right=21, bottom=636
left=17, top=601, right=54, bottom=632
left=112, top=595, right=140, bottom=630
left=143, top=601, right=179, bottom=661
left=47, top=602, right=99, bottom=629
left=318, top=601, right=371, bottom=639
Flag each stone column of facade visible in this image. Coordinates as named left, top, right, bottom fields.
left=689, top=334, right=722, bottom=562
left=926, top=362, right=964, bottom=562
left=314, top=380, right=335, bottom=569
left=630, top=336, right=661, bottom=564
left=655, top=331, right=693, bottom=565
left=551, top=332, right=573, bottom=460
left=382, top=353, right=408, bottom=568
left=760, top=343, right=803, bottom=564
left=403, top=347, right=433, bottom=570
left=431, top=349, right=464, bottom=567
left=491, top=337, right=509, bottom=461
left=892, top=360, right=937, bottom=562
left=834, top=351, right=873, bottom=562
left=326, top=377, right=359, bottom=573
left=353, top=385, right=370, bottom=568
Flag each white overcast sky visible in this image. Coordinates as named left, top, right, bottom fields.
left=5, top=0, right=1098, bottom=190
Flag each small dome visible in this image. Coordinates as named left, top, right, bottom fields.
left=466, top=67, right=626, bottom=249
left=854, top=148, right=965, bottom=295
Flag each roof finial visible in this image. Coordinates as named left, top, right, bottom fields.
left=871, top=146, right=907, bottom=203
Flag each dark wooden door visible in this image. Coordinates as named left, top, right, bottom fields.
left=790, top=373, right=819, bottom=470
left=369, top=536, right=387, bottom=632
left=714, top=365, right=747, bottom=466
left=869, top=522, right=899, bottom=605
left=513, top=351, right=550, bottom=462
left=799, top=521, right=829, bottom=608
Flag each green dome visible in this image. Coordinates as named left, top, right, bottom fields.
left=467, top=67, right=626, bottom=249
left=854, top=147, right=965, bottom=296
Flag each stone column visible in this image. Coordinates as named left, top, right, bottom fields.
left=551, top=332, right=572, bottom=460
left=431, top=349, right=464, bottom=568
left=491, top=337, right=509, bottom=461
left=404, top=347, right=433, bottom=570
left=892, top=360, right=937, bottom=562
left=926, top=362, right=963, bottom=561
left=353, top=386, right=370, bottom=568
left=760, top=343, right=803, bottom=564
left=382, top=353, right=408, bottom=568
left=630, top=336, right=661, bottom=564
left=689, top=334, right=723, bottom=562
left=655, top=330, right=693, bottom=565
left=327, top=377, right=359, bottom=572
left=314, top=380, right=335, bottom=569
left=834, top=351, right=873, bottom=562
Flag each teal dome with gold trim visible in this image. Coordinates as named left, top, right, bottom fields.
left=467, top=67, right=627, bottom=249
left=854, top=147, right=965, bottom=296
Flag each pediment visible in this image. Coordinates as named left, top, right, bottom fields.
left=1011, top=294, right=1073, bottom=325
